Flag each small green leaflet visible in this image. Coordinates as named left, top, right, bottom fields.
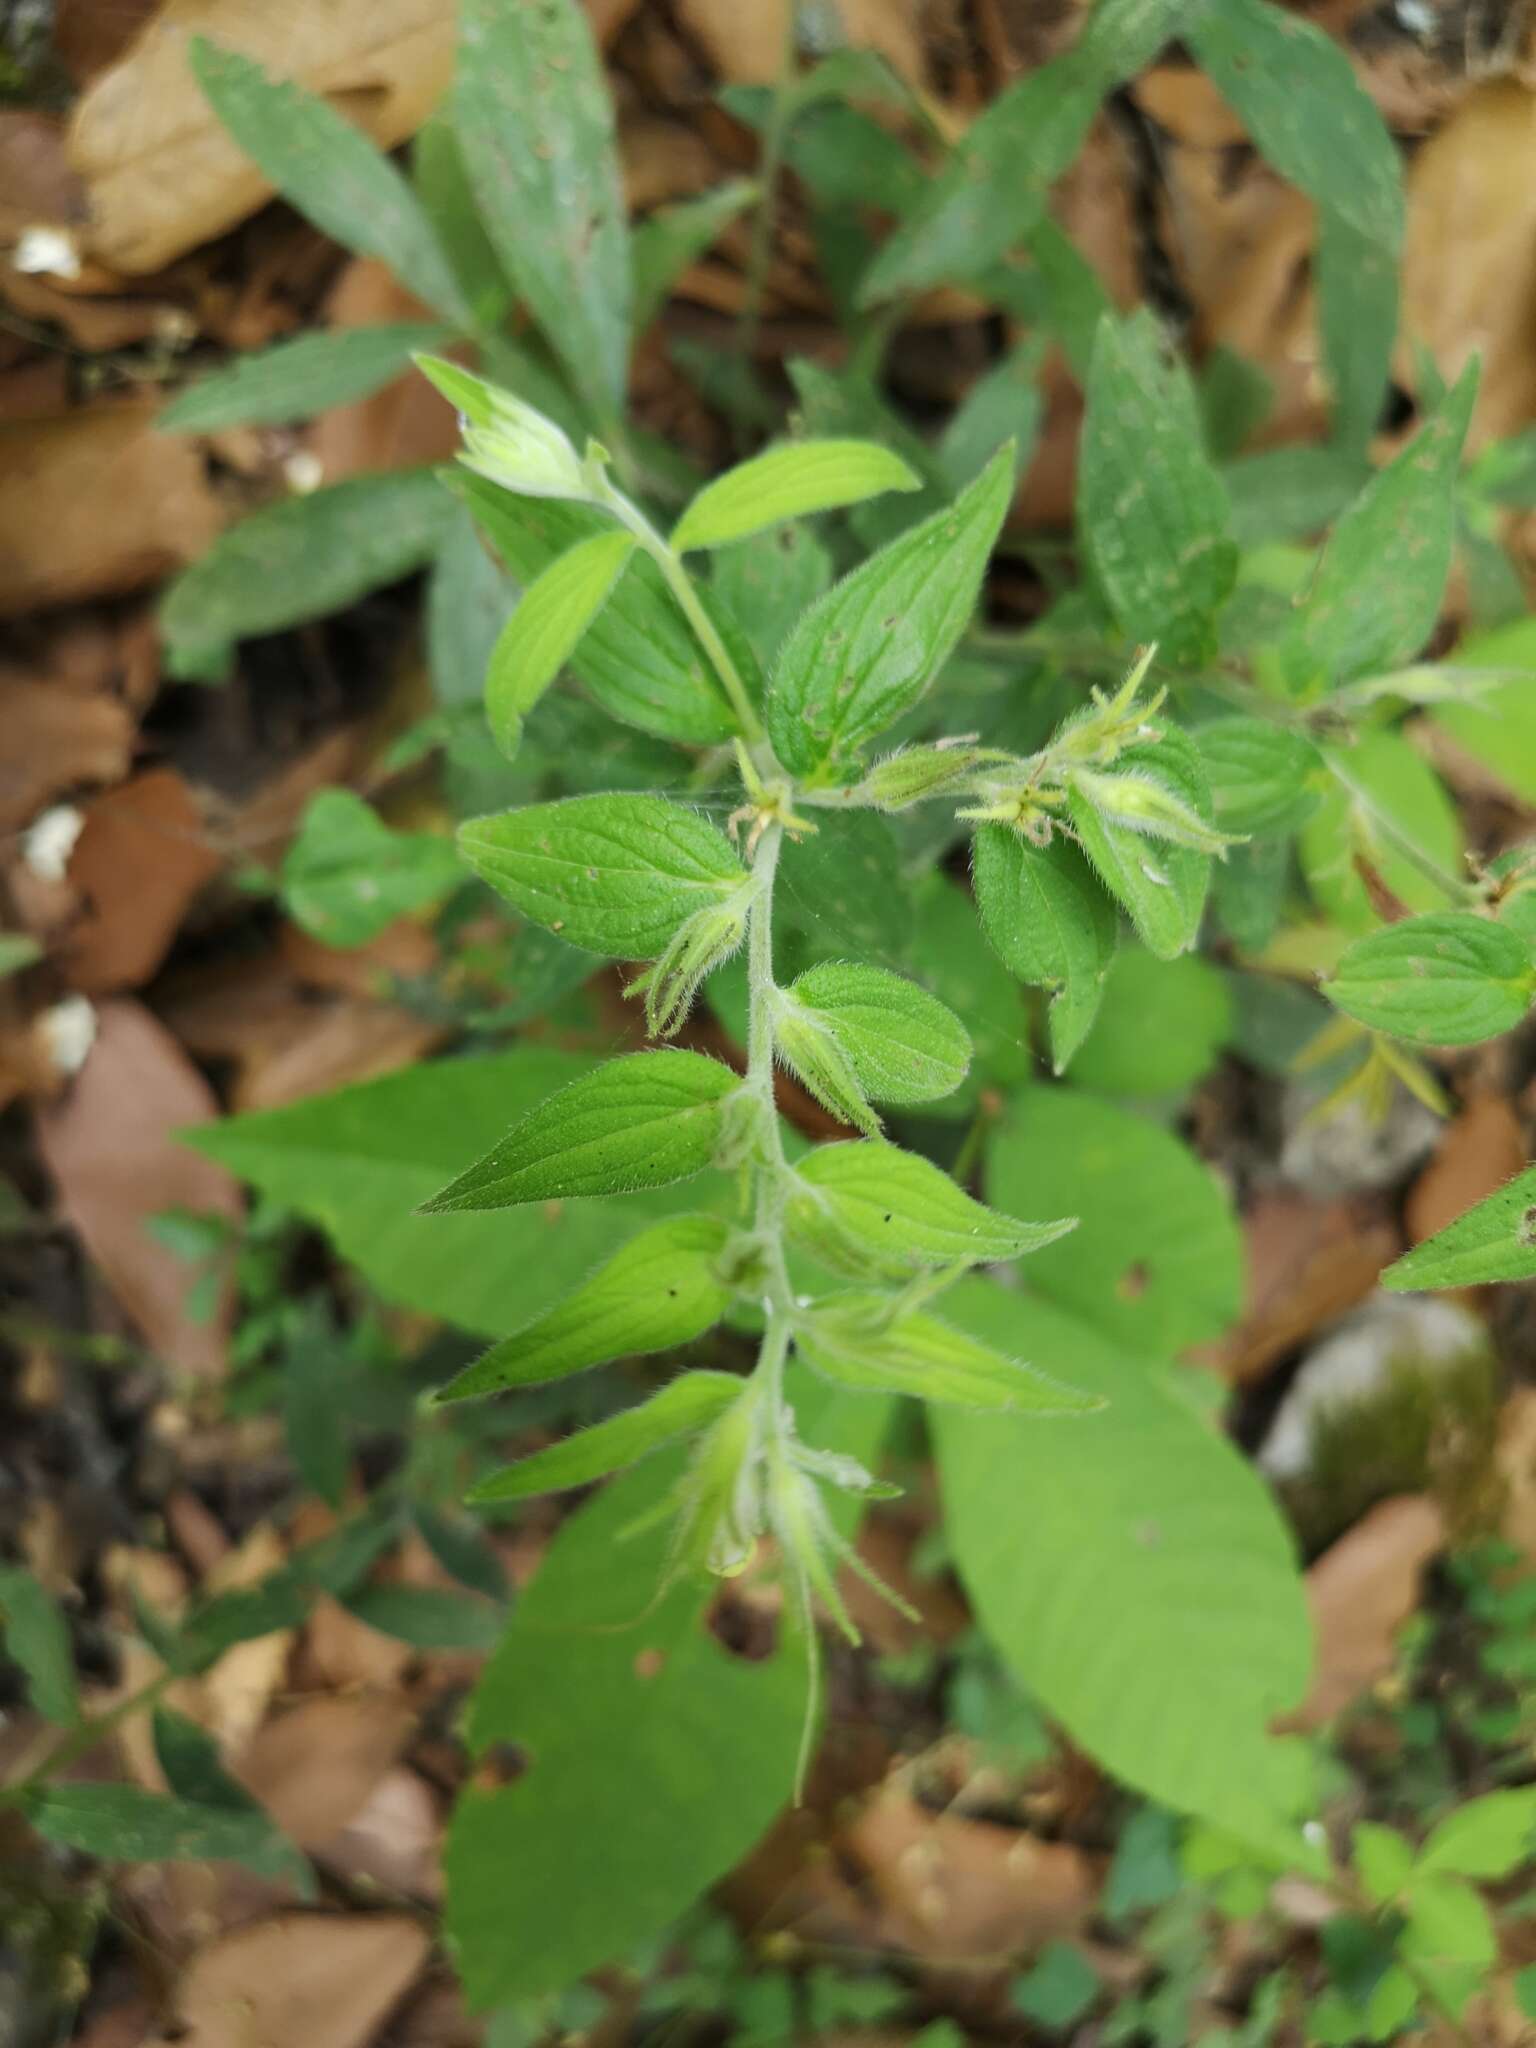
left=484, top=531, right=636, bottom=756
left=412, top=112, right=514, bottom=331
left=1352, top=1822, right=1415, bottom=1906
left=0, top=1567, right=79, bottom=1727
left=342, top=1584, right=502, bottom=1651
left=0, top=933, right=42, bottom=978
left=785, top=963, right=971, bottom=1105
left=1068, top=725, right=1216, bottom=959
left=152, top=1706, right=313, bottom=1895
left=631, top=180, right=758, bottom=335
left=1416, top=1787, right=1536, bottom=1880
left=768, top=447, right=1014, bottom=779
left=25, top=1782, right=307, bottom=1877
left=1071, top=946, right=1233, bottom=1099
left=1324, top=913, right=1535, bottom=1047
left=1192, top=718, right=1322, bottom=836
left=467, top=1370, right=742, bottom=1503
left=797, top=1296, right=1102, bottom=1414
left=1384, top=1162, right=1536, bottom=1292
left=457, top=794, right=746, bottom=958
left=1300, top=732, right=1464, bottom=933
left=420, top=1050, right=737, bottom=1213
left=971, top=825, right=1117, bottom=1072
left=672, top=441, right=920, bottom=553
left=460, top=477, right=751, bottom=745
left=1290, top=366, right=1478, bottom=688
left=710, top=522, right=833, bottom=670
left=161, top=469, right=455, bottom=679
left=455, top=0, right=630, bottom=424
left=787, top=1140, right=1075, bottom=1280
left=435, top=1216, right=732, bottom=1401
left=1316, top=210, right=1398, bottom=452
left=188, top=41, right=469, bottom=327
left=281, top=790, right=463, bottom=947
left=160, top=324, right=445, bottom=433
left=1078, top=311, right=1237, bottom=664
left=939, top=340, right=1044, bottom=490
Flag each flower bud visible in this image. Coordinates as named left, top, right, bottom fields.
left=630, top=890, right=752, bottom=1038
left=1068, top=766, right=1236, bottom=855
left=674, top=1395, right=763, bottom=1578
left=853, top=743, right=989, bottom=811
left=415, top=353, right=590, bottom=502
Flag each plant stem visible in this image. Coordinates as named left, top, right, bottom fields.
left=1327, top=759, right=1472, bottom=906
left=2, top=1668, right=176, bottom=1804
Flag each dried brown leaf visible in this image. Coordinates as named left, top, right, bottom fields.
left=1286, top=1494, right=1445, bottom=1730
left=62, top=768, right=223, bottom=995
left=235, top=1695, right=417, bottom=1849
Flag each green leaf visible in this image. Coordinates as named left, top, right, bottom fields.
left=428, top=503, right=514, bottom=710
left=152, top=1706, right=313, bottom=1894
left=1315, top=210, right=1398, bottom=452
left=988, top=1087, right=1243, bottom=1355
left=783, top=963, right=971, bottom=1106
left=421, top=1050, right=738, bottom=1213
left=160, top=324, right=445, bottom=433
left=341, top=1584, right=503, bottom=1651
left=936, top=1282, right=1312, bottom=1848
left=1193, top=718, right=1323, bottom=836
left=26, top=1782, right=309, bottom=1874
left=483, top=530, right=636, bottom=755
left=787, top=1140, right=1075, bottom=1280
left=777, top=812, right=908, bottom=963
left=413, top=112, right=514, bottom=330
left=1068, top=725, right=1215, bottom=959
left=1300, top=732, right=1463, bottom=933
left=455, top=0, right=630, bottom=423
left=415, top=1504, right=510, bottom=1602
left=767, top=447, right=1014, bottom=780
left=281, top=790, right=462, bottom=947
left=1070, top=946, right=1233, bottom=1098
left=938, top=340, right=1043, bottom=490
left=1325, top=913, right=1534, bottom=1047
left=459, top=477, right=751, bottom=744
left=457, top=794, right=747, bottom=957
left=1384, top=1162, right=1536, bottom=1292
left=631, top=179, right=758, bottom=335
left=188, top=1049, right=728, bottom=1338
left=435, top=1216, right=733, bottom=1402
left=672, top=440, right=920, bottom=553
left=468, top=1370, right=742, bottom=1503
left=1416, top=1787, right=1536, bottom=1880
left=161, top=470, right=455, bottom=678
left=1401, top=1874, right=1497, bottom=1969
left=1291, top=368, right=1477, bottom=687
left=1429, top=618, right=1536, bottom=805
left=0, top=1567, right=79, bottom=1727
left=710, top=522, right=832, bottom=670
left=282, top=1321, right=348, bottom=1510
left=1078, top=310, right=1237, bottom=664
left=1013, top=1942, right=1102, bottom=2029
left=189, top=40, right=468, bottom=326
left=797, top=1297, right=1102, bottom=1414
left=445, top=1377, right=890, bottom=2006
left=971, top=825, right=1117, bottom=1072
left=1351, top=1821, right=1415, bottom=1905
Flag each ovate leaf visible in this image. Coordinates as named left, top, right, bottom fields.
left=787, top=1140, right=1074, bottom=1279
left=1416, top=1787, right=1536, bottom=1881
left=160, top=325, right=445, bottom=432
left=797, top=1297, right=1102, bottom=1414
left=455, top=0, right=630, bottom=423
left=1193, top=718, right=1323, bottom=836
left=988, top=1087, right=1243, bottom=1355
left=483, top=530, right=636, bottom=755
left=0, top=1567, right=79, bottom=1727
left=160, top=470, right=455, bottom=678
left=1325, top=913, right=1534, bottom=1047
left=1078, top=310, right=1237, bottom=664
left=1070, top=946, right=1233, bottom=1099
left=768, top=447, right=1014, bottom=780
left=1383, top=1163, right=1536, bottom=1292
left=436, top=1216, right=733, bottom=1401
left=468, top=1370, right=742, bottom=1502
left=421, top=1051, right=737, bottom=1212
left=672, top=441, right=920, bottom=553
left=784, top=963, right=971, bottom=1105
left=457, top=793, right=747, bottom=956
left=189, top=40, right=468, bottom=325
left=936, top=1282, right=1312, bottom=1847
left=25, top=1782, right=309, bottom=1876
left=341, top=1585, right=502, bottom=1651
left=1068, top=725, right=1215, bottom=959
left=281, top=790, right=463, bottom=946
left=971, top=825, right=1117, bottom=1072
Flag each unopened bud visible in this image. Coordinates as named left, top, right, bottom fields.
left=1069, top=766, right=1236, bottom=855
left=675, top=1396, right=763, bottom=1577
left=415, top=354, right=590, bottom=501
left=853, top=743, right=990, bottom=811
left=773, top=995, right=879, bottom=1136
left=630, top=890, right=752, bottom=1037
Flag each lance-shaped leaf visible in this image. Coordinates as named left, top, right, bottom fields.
left=672, top=441, right=921, bottom=553
left=455, top=0, right=630, bottom=424
left=467, top=1370, right=743, bottom=1503
left=797, top=1296, right=1102, bottom=1414
left=787, top=1140, right=1075, bottom=1279
left=1078, top=310, right=1237, bottom=664
left=458, top=794, right=747, bottom=958
left=483, top=530, right=636, bottom=755
left=1384, top=1163, right=1536, bottom=1293
left=436, top=1217, right=733, bottom=1402
left=152, top=1708, right=313, bottom=1895
left=189, top=41, right=469, bottom=327
left=161, top=325, right=446, bottom=433
left=0, top=1567, right=79, bottom=1727
left=1325, top=913, right=1535, bottom=1047
left=1193, top=718, right=1322, bottom=836
left=421, top=1051, right=738, bottom=1213
left=768, top=447, right=1014, bottom=779
left=971, top=826, right=1117, bottom=1073
left=784, top=963, right=971, bottom=1105
left=1068, top=726, right=1215, bottom=960
left=25, top=1781, right=312, bottom=1877
left=631, top=180, right=758, bottom=334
